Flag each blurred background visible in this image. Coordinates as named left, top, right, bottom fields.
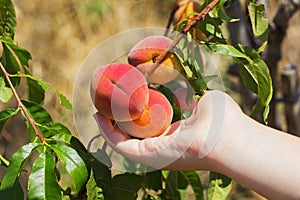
left=1, top=0, right=299, bottom=199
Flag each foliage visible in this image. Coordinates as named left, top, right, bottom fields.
left=0, top=0, right=271, bottom=200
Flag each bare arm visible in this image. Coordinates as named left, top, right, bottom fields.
left=96, top=90, right=300, bottom=200
left=210, top=111, right=300, bottom=200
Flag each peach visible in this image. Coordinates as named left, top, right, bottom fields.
left=117, top=88, right=173, bottom=138
left=128, top=35, right=183, bottom=84
left=90, top=62, right=149, bottom=121
left=174, top=87, right=197, bottom=111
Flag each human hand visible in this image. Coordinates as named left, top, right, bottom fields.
left=95, top=90, right=243, bottom=171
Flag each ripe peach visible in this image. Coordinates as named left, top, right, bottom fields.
left=117, top=88, right=173, bottom=138
left=128, top=35, right=183, bottom=84
left=174, top=87, right=197, bottom=111
left=90, top=62, right=149, bottom=121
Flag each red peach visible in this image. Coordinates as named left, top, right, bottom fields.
left=174, top=87, right=197, bottom=111
left=117, top=89, right=173, bottom=138
left=90, top=62, right=149, bottom=121
left=128, top=35, right=183, bottom=84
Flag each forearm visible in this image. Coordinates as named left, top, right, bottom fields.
left=210, top=113, right=300, bottom=199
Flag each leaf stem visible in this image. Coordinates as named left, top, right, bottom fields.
left=0, top=153, right=9, bottom=167
left=0, top=62, right=45, bottom=143
left=145, top=0, right=219, bottom=79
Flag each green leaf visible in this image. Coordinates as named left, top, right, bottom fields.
left=143, top=170, right=163, bottom=192
left=112, top=173, right=145, bottom=200
left=91, top=157, right=114, bottom=199
left=0, top=76, right=12, bottom=102
left=38, top=122, right=71, bottom=139
left=0, top=143, right=40, bottom=190
left=236, top=46, right=273, bottom=121
left=207, top=172, right=233, bottom=200
left=0, top=180, right=23, bottom=200
left=197, top=15, right=224, bottom=41
left=0, top=108, right=18, bottom=131
left=162, top=171, right=188, bottom=200
left=28, top=148, right=62, bottom=200
left=180, top=171, right=204, bottom=200
left=86, top=170, right=105, bottom=200
left=22, top=100, right=52, bottom=140
left=208, top=43, right=272, bottom=122
left=12, top=73, right=72, bottom=110
left=218, top=9, right=239, bottom=23
left=50, top=144, right=89, bottom=194
left=24, top=67, right=45, bottom=105
left=0, top=37, right=32, bottom=67
left=248, top=2, right=269, bottom=43
left=55, top=88, right=73, bottom=110
left=208, top=43, right=249, bottom=61
left=1, top=42, right=20, bottom=87
left=0, top=0, right=16, bottom=39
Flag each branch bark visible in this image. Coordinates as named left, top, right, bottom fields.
left=263, top=0, right=300, bottom=129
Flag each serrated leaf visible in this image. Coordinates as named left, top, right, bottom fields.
left=55, top=88, right=73, bottom=110
left=0, top=108, right=18, bottom=131
left=180, top=171, right=204, bottom=200
left=0, top=0, right=16, bottom=39
left=87, top=170, right=105, bottom=200
left=112, top=173, right=145, bottom=200
left=0, top=76, right=12, bottom=102
left=28, top=148, right=62, bottom=200
left=50, top=144, right=89, bottom=193
left=0, top=143, right=40, bottom=190
left=207, top=172, right=232, bottom=200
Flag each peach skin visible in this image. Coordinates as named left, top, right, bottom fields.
left=117, top=88, right=173, bottom=138
left=90, top=62, right=149, bottom=121
left=128, top=35, right=183, bottom=84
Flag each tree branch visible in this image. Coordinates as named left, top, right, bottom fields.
left=144, top=0, right=219, bottom=79
left=0, top=62, right=45, bottom=143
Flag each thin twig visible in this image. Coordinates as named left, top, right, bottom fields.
left=0, top=62, right=45, bottom=143
left=145, top=0, right=219, bottom=79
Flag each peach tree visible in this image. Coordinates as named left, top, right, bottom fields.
left=0, top=0, right=272, bottom=199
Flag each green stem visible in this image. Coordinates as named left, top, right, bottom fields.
left=0, top=62, right=45, bottom=143
left=0, top=153, right=9, bottom=167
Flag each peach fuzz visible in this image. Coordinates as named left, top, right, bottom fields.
left=128, top=35, right=183, bottom=84
left=90, top=62, right=149, bottom=121
left=117, top=88, right=173, bottom=138
left=174, top=87, right=197, bottom=111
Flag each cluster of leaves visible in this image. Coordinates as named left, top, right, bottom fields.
left=174, top=0, right=272, bottom=122
left=0, top=0, right=272, bottom=200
